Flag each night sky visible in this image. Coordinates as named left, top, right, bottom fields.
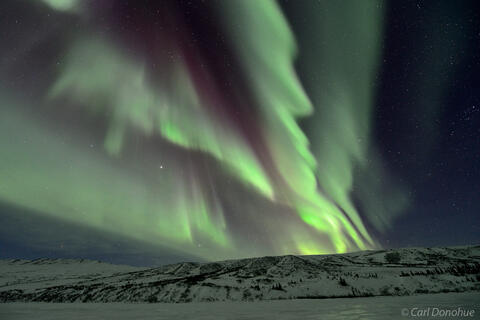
left=0, top=0, right=478, bottom=266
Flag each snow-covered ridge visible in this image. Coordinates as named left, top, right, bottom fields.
left=2, top=258, right=110, bottom=265
left=1, top=245, right=479, bottom=302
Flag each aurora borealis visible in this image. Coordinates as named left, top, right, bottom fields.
left=1, top=0, right=479, bottom=264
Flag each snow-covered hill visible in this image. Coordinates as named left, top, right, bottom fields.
left=1, top=246, right=479, bottom=302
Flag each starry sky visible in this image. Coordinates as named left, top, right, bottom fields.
left=0, top=0, right=478, bottom=266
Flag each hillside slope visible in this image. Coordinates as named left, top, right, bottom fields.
left=1, top=246, right=479, bottom=302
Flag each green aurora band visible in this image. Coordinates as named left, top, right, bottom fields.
left=0, top=0, right=390, bottom=260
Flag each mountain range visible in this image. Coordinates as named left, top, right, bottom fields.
left=1, top=245, right=479, bottom=303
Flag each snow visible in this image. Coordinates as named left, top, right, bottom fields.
left=0, top=245, right=479, bottom=303
left=0, top=259, right=144, bottom=292
left=0, top=292, right=478, bottom=320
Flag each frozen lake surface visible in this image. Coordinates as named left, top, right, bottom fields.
left=1, top=292, right=478, bottom=320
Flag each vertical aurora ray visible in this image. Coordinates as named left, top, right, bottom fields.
left=281, top=0, right=386, bottom=251
left=217, top=0, right=381, bottom=253
left=0, top=0, right=392, bottom=260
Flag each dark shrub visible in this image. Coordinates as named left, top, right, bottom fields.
left=385, top=251, right=401, bottom=264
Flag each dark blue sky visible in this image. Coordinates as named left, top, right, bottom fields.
left=373, top=0, right=480, bottom=248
